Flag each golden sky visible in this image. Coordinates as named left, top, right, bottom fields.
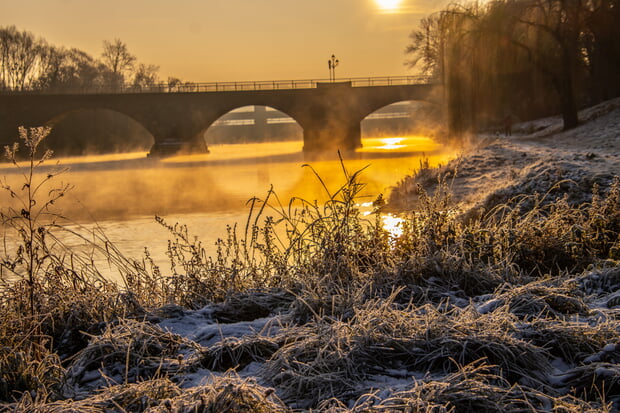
left=0, top=0, right=446, bottom=82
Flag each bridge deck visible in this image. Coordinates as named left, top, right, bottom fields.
left=1, top=75, right=433, bottom=95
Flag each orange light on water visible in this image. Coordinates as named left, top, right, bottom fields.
left=54, top=152, right=148, bottom=165
left=359, top=135, right=443, bottom=153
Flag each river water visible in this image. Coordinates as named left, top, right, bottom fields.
left=1, top=136, right=456, bottom=278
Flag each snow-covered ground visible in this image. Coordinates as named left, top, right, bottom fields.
left=390, top=97, right=620, bottom=214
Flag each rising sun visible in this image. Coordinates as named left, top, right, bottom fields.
left=375, top=0, right=402, bottom=11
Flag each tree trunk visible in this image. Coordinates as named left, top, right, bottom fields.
left=557, top=51, right=579, bottom=130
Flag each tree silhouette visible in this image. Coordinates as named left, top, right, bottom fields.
left=407, top=0, right=620, bottom=134
left=101, top=38, right=136, bottom=89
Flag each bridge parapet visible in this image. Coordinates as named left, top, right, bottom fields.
left=0, top=75, right=434, bottom=95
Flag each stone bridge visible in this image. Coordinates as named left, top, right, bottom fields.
left=0, top=77, right=437, bottom=156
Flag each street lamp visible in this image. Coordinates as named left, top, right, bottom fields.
left=328, top=54, right=339, bottom=82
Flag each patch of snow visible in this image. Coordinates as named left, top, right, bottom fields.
left=158, top=305, right=280, bottom=347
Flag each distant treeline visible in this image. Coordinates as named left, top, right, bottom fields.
left=0, top=25, right=185, bottom=92
left=407, top=0, right=620, bottom=133
left=0, top=26, right=186, bottom=155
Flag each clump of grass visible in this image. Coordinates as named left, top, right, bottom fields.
left=91, top=378, right=182, bottom=412
left=579, top=266, right=620, bottom=295
left=200, top=334, right=280, bottom=372
left=261, top=321, right=361, bottom=409
left=376, top=175, right=524, bottom=298
left=320, top=361, right=611, bottom=413
left=8, top=378, right=182, bottom=412
left=560, top=362, right=620, bottom=405
left=211, top=289, right=294, bottom=323
left=388, top=156, right=458, bottom=211
left=483, top=277, right=591, bottom=319
left=63, top=319, right=204, bottom=395
left=8, top=375, right=289, bottom=412
left=155, top=215, right=289, bottom=308
left=0, top=343, right=64, bottom=403
left=521, top=318, right=620, bottom=364
left=156, top=156, right=395, bottom=319
left=351, top=300, right=551, bottom=386
left=384, top=177, right=620, bottom=302
left=478, top=179, right=620, bottom=277
left=144, top=374, right=289, bottom=413
left=262, top=294, right=551, bottom=408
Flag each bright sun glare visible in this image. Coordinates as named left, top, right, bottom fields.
left=375, top=0, right=402, bottom=11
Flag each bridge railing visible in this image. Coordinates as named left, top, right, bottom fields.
left=0, top=75, right=433, bottom=95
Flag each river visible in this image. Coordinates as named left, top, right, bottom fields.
left=1, top=136, right=456, bottom=279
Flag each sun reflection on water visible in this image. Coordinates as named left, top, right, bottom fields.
left=381, top=213, right=405, bottom=238
left=359, top=136, right=443, bottom=153
left=378, top=137, right=406, bottom=150
left=360, top=202, right=405, bottom=240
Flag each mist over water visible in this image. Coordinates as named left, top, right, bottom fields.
left=1, top=136, right=456, bottom=275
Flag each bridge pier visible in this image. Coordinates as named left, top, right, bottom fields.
left=302, top=119, right=362, bottom=153
left=300, top=81, right=364, bottom=154
left=141, top=112, right=210, bottom=157
left=146, top=128, right=210, bottom=157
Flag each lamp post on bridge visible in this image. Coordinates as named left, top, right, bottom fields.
left=328, top=54, right=339, bottom=82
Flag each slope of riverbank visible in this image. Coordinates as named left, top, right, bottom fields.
left=389, top=97, right=620, bottom=216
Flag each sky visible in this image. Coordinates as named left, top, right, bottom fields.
left=0, top=0, right=447, bottom=83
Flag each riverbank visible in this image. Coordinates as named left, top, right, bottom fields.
left=389, top=97, right=620, bottom=216
left=1, top=102, right=619, bottom=412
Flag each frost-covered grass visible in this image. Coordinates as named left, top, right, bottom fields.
left=1, top=112, right=620, bottom=412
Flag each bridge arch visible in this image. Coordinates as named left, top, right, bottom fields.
left=201, top=104, right=303, bottom=146
left=44, top=108, right=154, bottom=155
left=361, top=100, right=441, bottom=138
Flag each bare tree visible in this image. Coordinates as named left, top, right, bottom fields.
left=406, top=15, right=444, bottom=78
left=0, top=26, right=46, bottom=90
left=35, top=47, right=106, bottom=92
left=407, top=3, right=487, bottom=134
left=35, top=45, right=68, bottom=90
left=405, top=0, right=602, bottom=133
left=508, top=0, right=588, bottom=129
left=101, top=38, right=135, bottom=88
left=131, top=63, right=160, bottom=90
left=583, top=0, right=620, bottom=101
